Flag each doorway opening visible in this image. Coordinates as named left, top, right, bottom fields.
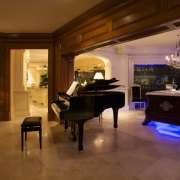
left=10, top=49, right=48, bottom=120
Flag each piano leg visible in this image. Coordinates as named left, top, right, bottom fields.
left=71, top=121, right=77, bottom=141
left=65, top=120, right=68, bottom=131
left=76, top=120, right=85, bottom=151
left=112, top=107, right=119, bottom=129
left=142, top=115, right=151, bottom=125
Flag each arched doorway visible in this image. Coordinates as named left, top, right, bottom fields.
left=74, top=54, right=111, bottom=83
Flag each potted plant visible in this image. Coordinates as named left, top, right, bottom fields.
left=39, top=73, right=48, bottom=88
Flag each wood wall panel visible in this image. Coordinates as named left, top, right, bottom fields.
left=53, top=0, right=136, bottom=37
left=54, top=42, right=74, bottom=93
left=0, top=45, right=4, bottom=104
left=112, top=0, right=159, bottom=30
left=80, top=23, right=108, bottom=42
left=67, top=58, right=74, bottom=87
left=53, top=42, right=74, bottom=123
left=60, top=35, right=77, bottom=53
left=117, top=26, right=169, bottom=43
left=0, top=44, right=10, bottom=121
left=168, top=0, right=180, bottom=9
left=58, top=56, right=68, bottom=91
left=0, top=44, right=5, bottom=120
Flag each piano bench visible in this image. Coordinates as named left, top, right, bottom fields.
left=21, top=117, right=42, bottom=151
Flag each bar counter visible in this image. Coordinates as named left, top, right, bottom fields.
left=143, top=90, right=180, bottom=126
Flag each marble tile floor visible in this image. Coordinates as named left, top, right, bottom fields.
left=0, top=104, right=180, bottom=180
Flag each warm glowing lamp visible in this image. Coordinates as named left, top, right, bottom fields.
left=93, top=72, right=104, bottom=80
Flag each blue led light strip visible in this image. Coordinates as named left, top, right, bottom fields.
left=149, top=122, right=180, bottom=138
left=157, top=130, right=180, bottom=138
left=135, top=64, right=167, bottom=67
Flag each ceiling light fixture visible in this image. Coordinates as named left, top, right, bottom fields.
left=165, top=34, right=180, bottom=69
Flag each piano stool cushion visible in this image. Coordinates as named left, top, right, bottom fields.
left=21, top=117, right=42, bottom=127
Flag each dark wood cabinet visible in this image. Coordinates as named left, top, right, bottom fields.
left=143, top=91, right=180, bottom=126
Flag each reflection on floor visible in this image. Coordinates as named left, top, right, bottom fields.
left=0, top=106, right=180, bottom=180
left=29, top=100, right=48, bottom=117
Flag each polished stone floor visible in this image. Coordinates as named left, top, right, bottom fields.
left=0, top=103, right=180, bottom=180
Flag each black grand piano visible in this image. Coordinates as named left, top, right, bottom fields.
left=51, top=78, right=125, bottom=150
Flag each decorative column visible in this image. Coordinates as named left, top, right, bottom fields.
left=114, top=45, right=130, bottom=110
left=11, top=50, right=30, bottom=118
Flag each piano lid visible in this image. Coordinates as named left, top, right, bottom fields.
left=81, top=85, right=120, bottom=91
left=94, top=78, right=119, bottom=85
left=80, top=78, right=121, bottom=91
